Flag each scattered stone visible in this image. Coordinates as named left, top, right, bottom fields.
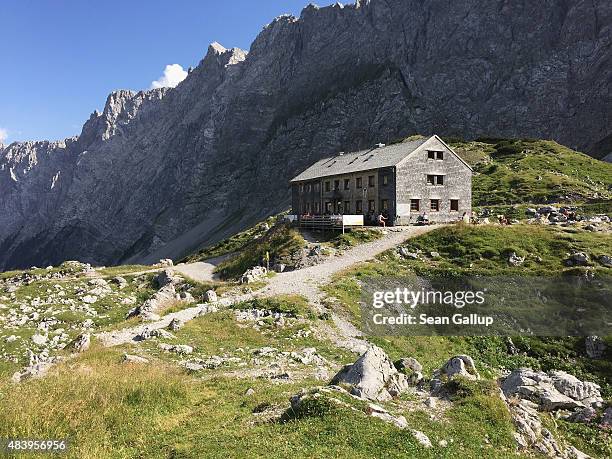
left=597, top=255, right=612, bottom=267
left=72, top=333, right=91, bottom=352
left=441, top=355, right=480, bottom=380
left=111, top=276, right=128, bottom=288
left=204, top=289, right=218, bottom=303
left=5, top=335, right=18, bottom=343
left=501, top=368, right=603, bottom=411
left=159, top=343, right=193, bottom=354
left=399, top=247, right=419, bottom=259
left=155, top=269, right=182, bottom=287
left=82, top=295, right=98, bottom=304
left=566, top=252, right=589, bottom=266
left=424, top=397, right=437, bottom=408
left=395, top=357, right=422, bottom=373
left=240, top=266, right=268, bottom=284
left=31, top=333, right=48, bottom=345
left=123, top=354, right=149, bottom=364
left=272, top=263, right=286, bottom=273
left=429, top=251, right=439, bottom=258
left=331, top=345, right=409, bottom=401
left=245, top=388, right=255, bottom=396
left=411, top=430, right=432, bottom=448
left=168, top=318, right=184, bottom=331
left=158, top=258, right=174, bottom=267
left=508, top=252, right=525, bottom=266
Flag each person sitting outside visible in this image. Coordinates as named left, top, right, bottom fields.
left=377, top=213, right=387, bottom=227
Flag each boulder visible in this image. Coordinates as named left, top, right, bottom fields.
left=598, top=255, right=612, bottom=267
left=168, top=318, right=184, bottom=331
left=508, top=252, right=525, bottom=266
left=566, top=252, right=589, bottom=266
left=204, top=289, right=218, bottom=302
left=72, top=333, right=91, bottom=352
left=585, top=336, right=606, bottom=359
left=441, top=355, right=480, bottom=380
left=158, top=258, right=174, bottom=267
left=155, top=269, right=182, bottom=287
left=331, top=345, right=409, bottom=401
left=395, top=357, right=423, bottom=373
left=111, top=276, right=128, bottom=289
left=501, top=368, right=603, bottom=412
left=549, top=370, right=603, bottom=407
left=123, top=353, right=149, bottom=364
left=240, top=266, right=268, bottom=284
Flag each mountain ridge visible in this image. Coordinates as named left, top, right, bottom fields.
left=1, top=0, right=611, bottom=270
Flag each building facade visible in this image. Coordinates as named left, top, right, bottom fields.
left=290, top=135, right=472, bottom=224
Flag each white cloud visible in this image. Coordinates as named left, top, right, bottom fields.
left=150, top=64, right=188, bottom=89
left=0, top=128, right=8, bottom=144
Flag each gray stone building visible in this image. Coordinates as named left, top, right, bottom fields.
left=290, top=135, right=472, bottom=224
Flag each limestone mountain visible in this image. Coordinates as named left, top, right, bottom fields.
left=1, top=0, right=611, bottom=270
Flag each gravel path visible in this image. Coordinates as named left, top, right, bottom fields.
left=173, top=253, right=232, bottom=282
left=96, top=225, right=440, bottom=348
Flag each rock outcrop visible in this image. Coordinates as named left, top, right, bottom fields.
left=331, top=345, right=410, bottom=401
left=2, top=0, right=611, bottom=270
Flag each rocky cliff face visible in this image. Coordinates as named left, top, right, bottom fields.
left=1, top=0, right=611, bottom=270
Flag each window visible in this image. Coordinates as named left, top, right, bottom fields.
left=314, top=202, right=320, bottom=213
left=426, top=174, right=444, bottom=186
left=356, top=200, right=363, bottom=213
left=368, top=200, right=375, bottom=212
left=436, top=151, right=444, bottom=160
left=356, top=177, right=362, bottom=188
left=344, top=178, right=350, bottom=190
left=314, top=183, right=320, bottom=192
left=344, top=201, right=351, bottom=213
left=427, top=151, right=443, bottom=160
left=299, top=184, right=304, bottom=193
left=450, top=199, right=459, bottom=211
left=381, top=199, right=389, bottom=210
left=333, top=180, right=340, bottom=191
left=325, top=201, right=332, bottom=213
left=306, top=183, right=311, bottom=192
left=368, top=175, right=375, bottom=187
left=305, top=203, right=311, bottom=213
left=382, top=175, right=389, bottom=186
left=410, top=199, right=420, bottom=211
left=427, top=151, right=435, bottom=160
left=430, top=199, right=439, bottom=212
left=325, top=181, right=330, bottom=192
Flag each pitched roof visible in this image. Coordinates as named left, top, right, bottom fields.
left=290, top=138, right=429, bottom=182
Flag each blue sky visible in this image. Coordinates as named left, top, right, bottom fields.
left=0, top=0, right=315, bottom=143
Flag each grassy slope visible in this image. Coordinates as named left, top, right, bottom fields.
left=447, top=138, right=612, bottom=208
left=0, top=296, right=519, bottom=459
left=323, top=224, right=612, bottom=457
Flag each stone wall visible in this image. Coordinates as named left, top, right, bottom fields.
left=395, top=137, right=472, bottom=224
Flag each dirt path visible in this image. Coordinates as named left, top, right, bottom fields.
left=173, top=253, right=233, bottom=283
left=96, top=225, right=440, bottom=348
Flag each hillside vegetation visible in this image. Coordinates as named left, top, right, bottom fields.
left=448, top=138, right=612, bottom=208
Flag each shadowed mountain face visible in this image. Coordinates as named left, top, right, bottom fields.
left=1, top=0, right=610, bottom=270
